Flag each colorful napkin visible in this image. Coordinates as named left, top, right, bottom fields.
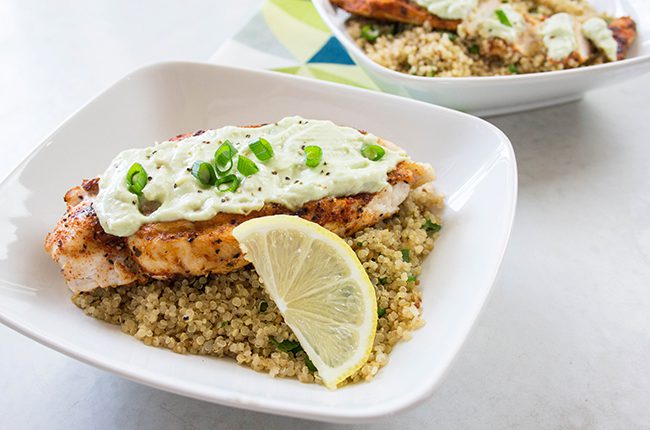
left=210, top=0, right=379, bottom=90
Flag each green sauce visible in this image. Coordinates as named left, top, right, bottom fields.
left=582, top=17, right=617, bottom=62
left=541, top=13, right=577, bottom=61
left=95, top=117, right=407, bottom=237
left=414, top=0, right=477, bottom=20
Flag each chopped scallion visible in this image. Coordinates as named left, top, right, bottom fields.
left=191, top=161, right=217, bottom=186
left=407, top=275, right=417, bottom=283
left=495, top=9, right=513, bottom=27
left=270, top=338, right=301, bottom=353
left=469, top=44, right=480, bottom=55
left=360, top=143, right=385, bottom=161
left=249, top=138, right=274, bottom=161
left=361, top=24, right=380, bottom=42
left=258, top=301, right=268, bottom=312
left=216, top=174, right=240, bottom=192
left=377, top=307, right=386, bottom=318
left=214, top=140, right=237, bottom=176
left=508, top=64, right=519, bottom=74
left=422, top=218, right=442, bottom=233
left=126, top=163, right=148, bottom=195
left=237, top=155, right=259, bottom=176
left=304, top=355, right=317, bottom=373
left=304, top=145, right=323, bottom=168
left=401, top=248, right=410, bottom=263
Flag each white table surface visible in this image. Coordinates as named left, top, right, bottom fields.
left=1, top=1, right=649, bottom=428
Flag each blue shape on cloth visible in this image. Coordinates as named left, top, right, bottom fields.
left=307, top=37, right=354, bottom=65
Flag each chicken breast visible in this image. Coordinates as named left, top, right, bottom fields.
left=45, top=134, right=434, bottom=293
left=331, top=0, right=460, bottom=31
left=609, top=16, right=636, bottom=60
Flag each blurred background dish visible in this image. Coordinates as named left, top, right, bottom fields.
left=313, top=0, right=650, bottom=115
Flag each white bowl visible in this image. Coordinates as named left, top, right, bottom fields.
left=0, top=62, right=516, bottom=423
left=313, top=0, right=650, bottom=116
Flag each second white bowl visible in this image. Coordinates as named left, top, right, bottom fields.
left=313, top=0, right=650, bottom=116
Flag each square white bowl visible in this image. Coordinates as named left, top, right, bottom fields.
left=313, top=0, right=650, bottom=116
left=0, top=62, right=516, bottom=423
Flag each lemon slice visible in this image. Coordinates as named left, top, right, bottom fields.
left=232, top=215, right=377, bottom=389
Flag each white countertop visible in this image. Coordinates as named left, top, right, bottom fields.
left=1, top=1, right=649, bottom=428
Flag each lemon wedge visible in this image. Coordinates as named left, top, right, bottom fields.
left=232, top=215, right=377, bottom=389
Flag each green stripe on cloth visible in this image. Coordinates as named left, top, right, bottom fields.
left=269, top=0, right=330, bottom=33
left=212, top=0, right=378, bottom=91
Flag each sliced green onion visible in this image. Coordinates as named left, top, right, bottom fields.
left=216, top=174, right=240, bottom=192
left=360, top=143, right=385, bottom=161
left=237, top=155, right=259, bottom=176
left=249, top=138, right=274, bottom=161
left=495, top=9, right=512, bottom=27
left=378, top=277, right=388, bottom=285
left=469, top=44, right=480, bottom=55
left=191, top=161, right=217, bottom=186
left=214, top=140, right=237, bottom=176
left=304, top=145, right=322, bottom=168
left=258, top=301, right=268, bottom=312
left=422, top=218, right=442, bottom=233
left=126, top=162, right=148, bottom=195
left=407, top=275, right=417, bottom=283
left=270, top=338, right=301, bottom=353
left=508, top=64, right=519, bottom=74
left=377, top=307, right=386, bottom=318
left=361, top=24, right=380, bottom=42
left=401, top=248, right=410, bottom=263
left=304, top=355, right=317, bottom=373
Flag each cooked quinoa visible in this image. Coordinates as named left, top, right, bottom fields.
left=72, top=187, right=444, bottom=386
left=347, top=0, right=609, bottom=77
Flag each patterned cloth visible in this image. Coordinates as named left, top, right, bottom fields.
left=211, top=0, right=379, bottom=90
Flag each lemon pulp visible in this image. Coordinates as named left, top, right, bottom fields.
left=232, top=215, right=377, bottom=389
